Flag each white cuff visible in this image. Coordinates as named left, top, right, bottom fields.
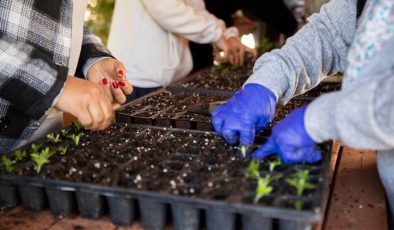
left=82, top=57, right=113, bottom=79
left=223, top=26, right=240, bottom=40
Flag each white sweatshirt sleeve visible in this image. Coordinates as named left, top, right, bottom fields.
left=140, top=0, right=225, bottom=44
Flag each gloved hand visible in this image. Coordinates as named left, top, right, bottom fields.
left=251, top=106, right=321, bottom=164
left=212, top=83, right=276, bottom=147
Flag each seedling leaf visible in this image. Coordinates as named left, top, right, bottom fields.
left=68, top=134, right=81, bottom=146
left=58, top=146, right=68, bottom=156
left=254, top=175, right=273, bottom=203
left=286, top=169, right=316, bottom=196
left=268, top=157, right=282, bottom=172
left=1, top=155, right=15, bottom=173
left=31, top=144, right=42, bottom=153
left=14, top=150, right=27, bottom=161
left=73, top=121, right=83, bottom=131
left=46, top=133, right=60, bottom=143
left=245, top=160, right=260, bottom=179
left=30, top=147, right=53, bottom=173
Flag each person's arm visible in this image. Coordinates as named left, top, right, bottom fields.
left=0, top=35, right=68, bottom=120
left=246, top=0, right=358, bottom=105
left=75, top=25, right=114, bottom=78
left=306, top=69, right=394, bottom=150
left=140, top=0, right=225, bottom=44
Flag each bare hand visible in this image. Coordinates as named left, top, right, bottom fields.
left=55, top=76, right=114, bottom=131
left=86, top=58, right=133, bottom=104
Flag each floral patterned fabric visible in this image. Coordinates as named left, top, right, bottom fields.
left=345, top=0, right=394, bottom=86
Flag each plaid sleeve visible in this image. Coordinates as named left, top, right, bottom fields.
left=75, top=25, right=114, bottom=78
left=0, top=34, right=68, bottom=120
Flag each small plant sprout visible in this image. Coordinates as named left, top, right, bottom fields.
left=58, top=146, right=68, bottom=155
left=14, top=149, right=27, bottom=161
left=68, top=133, right=81, bottom=146
left=30, top=147, right=54, bottom=173
left=31, top=144, right=42, bottom=153
left=245, top=160, right=260, bottom=179
left=73, top=121, right=83, bottom=131
left=1, top=155, right=15, bottom=173
left=254, top=175, right=273, bottom=203
left=286, top=169, right=315, bottom=196
left=268, top=157, right=282, bottom=172
left=47, top=133, right=60, bottom=142
left=61, top=129, right=68, bottom=136
left=240, top=146, right=248, bottom=158
left=46, top=133, right=60, bottom=143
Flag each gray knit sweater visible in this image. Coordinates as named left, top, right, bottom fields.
left=246, top=0, right=394, bottom=150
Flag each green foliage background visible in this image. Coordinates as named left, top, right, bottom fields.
left=85, top=0, right=115, bottom=45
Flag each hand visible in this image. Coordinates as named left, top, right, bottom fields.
left=86, top=58, right=133, bottom=104
left=226, top=37, right=245, bottom=65
left=213, top=37, right=229, bottom=63
left=212, top=83, right=276, bottom=147
left=251, top=106, right=321, bottom=164
left=55, top=76, right=114, bottom=131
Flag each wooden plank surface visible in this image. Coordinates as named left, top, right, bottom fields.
left=324, top=147, right=388, bottom=230
left=50, top=216, right=117, bottom=230
left=0, top=207, right=58, bottom=230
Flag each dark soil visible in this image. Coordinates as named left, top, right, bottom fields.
left=300, top=83, right=341, bottom=98
left=174, top=61, right=254, bottom=92
left=2, top=124, right=331, bottom=211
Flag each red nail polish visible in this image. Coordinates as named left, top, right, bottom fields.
left=102, top=78, right=108, bottom=85
left=118, top=70, right=124, bottom=76
left=112, top=82, right=119, bottom=89
left=119, top=81, right=126, bottom=87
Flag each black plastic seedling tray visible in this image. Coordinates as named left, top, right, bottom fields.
left=116, top=88, right=310, bottom=133
left=0, top=124, right=336, bottom=230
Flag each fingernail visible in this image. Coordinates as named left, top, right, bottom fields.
left=118, top=69, right=124, bottom=76
left=102, top=78, right=108, bottom=85
left=119, top=81, right=126, bottom=87
left=112, top=82, right=119, bottom=89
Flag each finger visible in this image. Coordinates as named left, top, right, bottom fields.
left=239, top=127, right=255, bottom=148
left=119, top=80, right=133, bottom=95
left=222, top=128, right=238, bottom=145
left=251, top=137, right=277, bottom=160
left=212, top=114, right=225, bottom=135
left=303, top=147, right=322, bottom=163
left=87, top=101, right=105, bottom=131
left=76, top=108, right=93, bottom=129
left=99, top=96, right=114, bottom=130
left=110, top=82, right=127, bottom=104
left=239, top=45, right=245, bottom=65
left=256, top=117, right=270, bottom=134
left=101, top=78, right=114, bottom=102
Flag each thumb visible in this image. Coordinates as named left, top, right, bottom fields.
left=251, top=137, right=277, bottom=160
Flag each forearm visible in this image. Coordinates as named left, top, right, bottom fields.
left=305, top=71, right=394, bottom=150
left=245, top=0, right=357, bottom=104
left=141, top=0, right=224, bottom=43
left=0, top=35, right=68, bottom=119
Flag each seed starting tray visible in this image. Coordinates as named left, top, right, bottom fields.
left=116, top=89, right=310, bottom=132
left=0, top=124, right=336, bottom=230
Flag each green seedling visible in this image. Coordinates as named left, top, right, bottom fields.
left=14, top=149, right=27, bottom=161
left=293, top=200, right=304, bottom=210
left=61, top=129, right=68, bottom=137
left=240, top=146, right=248, bottom=158
left=268, top=158, right=282, bottom=172
left=31, top=144, right=42, bottom=153
left=254, top=175, right=273, bottom=203
left=58, top=146, right=68, bottom=155
left=46, top=133, right=60, bottom=143
left=73, top=121, right=83, bottom=131
left=1, top=155, right=15, bottom=173
left=245, top=160, right=260, bottom=179
left=31, top=147, right=54, bottom=173
left=286, top=169, right=315, bottom=196
left=258, top=38, right=276, bottom=53
left=68, top=133, right=81, bottom=146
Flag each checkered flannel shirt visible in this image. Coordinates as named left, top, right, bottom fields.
left=0, top=1, right=113, bottom=152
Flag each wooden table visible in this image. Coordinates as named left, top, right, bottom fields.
left=0, top=146, right=389, bottom=230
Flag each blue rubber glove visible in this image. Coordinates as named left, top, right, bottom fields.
left=252, top=106, right=321, bottom=164
left=212, top=83, right=276, bottom=147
